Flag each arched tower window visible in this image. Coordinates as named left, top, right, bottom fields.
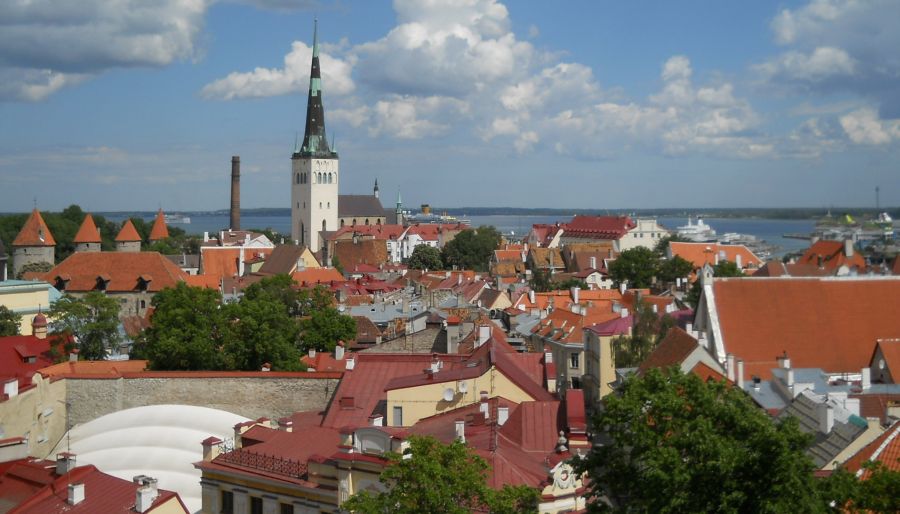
left=328, top=173, right=333, bottom=184
left=365, top=218, right=370, bottom=225
left=296, top=173, right=300, bottom=184
left=341, top=219, right=345, bottom=227
left=322, top=219, right=327, bottom=233
left=300, top=222, right=305, bottom=246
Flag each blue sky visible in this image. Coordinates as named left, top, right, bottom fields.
left=1, top=0, right=898, bottom=213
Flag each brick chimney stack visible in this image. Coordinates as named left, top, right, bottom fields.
left=230, top=156, right=241, bottom=231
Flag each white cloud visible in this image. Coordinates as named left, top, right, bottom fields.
left=200, top=42, right=355, bottom=100
left=839, top=108, right=900, bottom=145
left=755, top=46, right=856, bottom=84
left=368, top=95, right=469, bottom=139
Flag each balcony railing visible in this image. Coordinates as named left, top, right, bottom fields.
left=218, top=449, right=307, bottom=478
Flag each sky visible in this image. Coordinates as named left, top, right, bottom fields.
left=1, top=0, right=899, bottom=213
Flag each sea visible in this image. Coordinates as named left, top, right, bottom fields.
left=120, top=213, right=816, bottom=258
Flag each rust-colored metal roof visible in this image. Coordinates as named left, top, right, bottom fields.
left=638, top=326, right=699, bottom=374
left=73, top=214, right=102, bottom=244
left=12, top=209, right=55, bottom=247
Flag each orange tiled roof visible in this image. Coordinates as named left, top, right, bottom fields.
left=669, top=241, right=762, bottom=270
left=292, top=267, right=344, bottom=286
left=798, top=240, right=866, bottom=271
left=39, top=360, right=148, bottom=378
left=73, top=214, right=102, bottom=244
left=713, top=277, right=900, bottom=380
left=185, top=274, right=222, bottom=289
left=843, top=422, right=900, bottom=476
left=873, top=339, right=900, bottom=378
left=12, top=209, right=55, bottom=247
left=149, top=209, right=169, bottom=241
left=42, top=252, right=187, bottom=292
left=114, top=219, right=141, bottom=242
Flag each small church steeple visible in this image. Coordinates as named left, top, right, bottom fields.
left=374, top=179, right=379, bottom=199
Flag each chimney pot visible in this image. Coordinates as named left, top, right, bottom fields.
left=68, top=483, right=85, bottom=505
left=455, top=419, right=465, bottom=442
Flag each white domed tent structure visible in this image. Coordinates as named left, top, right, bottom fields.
left=50, top=404, right=249, bottom=513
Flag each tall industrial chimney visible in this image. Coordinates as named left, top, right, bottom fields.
left=230, top=156, right=240, bottom=230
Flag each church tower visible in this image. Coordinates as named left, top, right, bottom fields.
left=291, top=20, right=339, bottom=252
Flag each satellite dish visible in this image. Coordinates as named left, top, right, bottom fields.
left=442, top=388, right=455, bottom=402
left=457, top=381, right=468, bottom=394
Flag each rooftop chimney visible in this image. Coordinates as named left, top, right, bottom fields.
left=335, top=341, right=345, bottom=360
left=498, top=406, right=509, bottom=426
left=56, top=452, right=76, bottom=475
left=571, top=286, right=580, bottom=305
left=861, top=367, right=871, bottom=390
left=455, top=420, right=465, bottom=442
left=844, top=238, right=853, bottom=257
left=230, top=156, right=241, bottom=231
left=726, top=354, right=735, bottom=382
left=736, top=359, right=744, bottom=390
left=370, top=414, right=384, bottom=427
left=68, top=483, right=85, bottom=505
left=819, top=404, right=835, bottom=434
left=134, top=476, right=159, bottom=513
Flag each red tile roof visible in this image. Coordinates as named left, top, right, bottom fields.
left=798, top=240, right=866, bottom=271
left=638, top=327, right=699, bottom=374
left=42, top=252, right=187, bottom=292
left=12, top=209, right=55, bottom=247
left=843, top=421, right=900, bottom=477
left=563, top=215, right=635, bottom=240
left=0, top=459, right=186, bottom=513
left=585, top=315, right=633, bottom=337
left=713, top=277, right=900, bottom=379
left=328, top=224, right=405, bottom=241
left=872, top=339, right=900, bottom=378
left=292, top=267, right=344, bottom=286
left=73, top=214, right=101, bottom=244
left=669, top=242, right=762, bottom=270
left=300, top=351, right=345, bottom=372
left=149, top=209, right=169, bottom=241
left=115, top=219, right=141, bottom=242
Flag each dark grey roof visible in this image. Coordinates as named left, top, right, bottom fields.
left=339, top=195, right=386, bottom=218
left=165, top=254, right=200, bottom=268
left=778, top=392, right=869, bottom=468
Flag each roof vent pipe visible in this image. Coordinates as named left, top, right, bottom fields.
left=68, top=483, right=85, bottom=505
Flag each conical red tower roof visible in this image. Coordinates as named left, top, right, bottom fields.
left=73, top=214, right=102, bottom=244
left=115, top=219, right=142, bottom=242
left=149, top=209, right=169, bottom=241
left=12, top=209, right=56, bottom=247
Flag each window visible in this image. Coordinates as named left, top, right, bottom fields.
left=319, top=202, right=322, bottom=209
left=220, top=491, right=233, bottom=514
left=327, top=202, right=330, bottom=208
left=295, top=173, right=300, bottom=184
left=571, top=376, right=582, bottom=389
left=280, top=504, right=294, bottom=514
left=570, top=352, right=580, bottom=369
left=392, top=406, right=403, bottom=426
left=140, top=300, right=146, bottom=309
left=250, top=497, right=263, bottom=514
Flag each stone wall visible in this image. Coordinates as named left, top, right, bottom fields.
left=66, top=374, right=340, bottom=427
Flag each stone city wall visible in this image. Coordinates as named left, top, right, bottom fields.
left=65, top=373, right=341, bottom=426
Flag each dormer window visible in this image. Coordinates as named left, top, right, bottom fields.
left=138, top=274, right=153, bottom=292
left=96, top=273, right=111, bottom=291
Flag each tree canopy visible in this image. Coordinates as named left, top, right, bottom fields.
left=684, top=260, right=744, bottom=309
left=607, top=247, right=658, bottom=289
left=577, top=367, right=823, bottom=513
left=441, top=226, right=502, bottom=271
left=342, top=435, right=537, bottom=514
left=407, top=244, right=443, bottom=270
left=656, top=255, right=694, bottom=285
left=299, top=307, right=356, bottom=353
left=135, top=282, right=308, bottom=371
left=0, top=305, right=20, bottom=337
left=48, top=292, right=122, bottom=360
left=612, top=298, right=675, bottom=367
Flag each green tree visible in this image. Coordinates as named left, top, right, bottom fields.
left=552, top=277, right=589, bottom=290
left=48, top=292, right=121, bottom=360
left=332, top=253, right=345, bottom=275
left=298, top=307, right=356, bottom=353
left=441, top=226, right=502, bottom=271
left=296, top=285, right=336, bottom=316
left=0, top=305, right=20, bottom=336
left=134, top=283, right=230, bottom=370
left=577, top=367, right=822, bottom=513
left=653, top=234, right=687, bottom=256
left=607, top=247, right=658, bottom=288
left=407, top=244, right=443, bottom=270
left=611, top=298, right=675, bottom=367
left=820, top=463, right=900, bottom=513
left=342, top=435, right=538, bottom=514
left=657, top=255, right=694, bottom=285
left=222, top=296, right=303, bottom=371
left=684, top=261, right=744, bottom=309
left=243, top=274, right=301, bottom=316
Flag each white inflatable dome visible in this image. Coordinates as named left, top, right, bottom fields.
left=50, top=404, right=249, bottom=514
